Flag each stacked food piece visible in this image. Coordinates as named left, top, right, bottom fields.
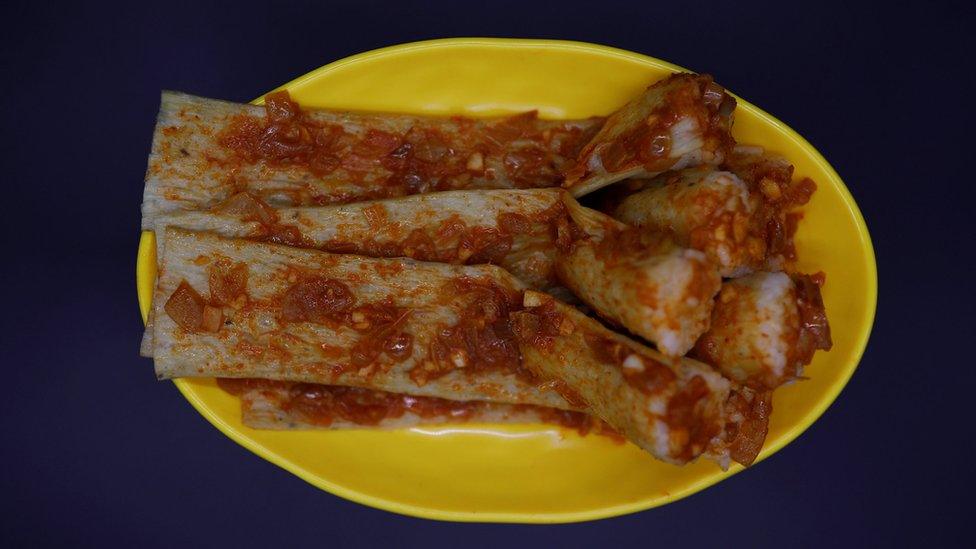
left=141, top=73, right=831, bottom=468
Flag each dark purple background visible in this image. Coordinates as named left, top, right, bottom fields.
left=1, top=1, right=970, bottom=546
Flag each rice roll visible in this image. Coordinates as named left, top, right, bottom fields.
left=150, top=228, right=572, bottom=409
left=555, top=195, right=721, bottom=356
left=693, top=272, right=832, bottom=390
left=221, top=378, right=617, bottom=437
left=142, top=91, right=602, bottom=228
left=153, top=188, right=565, bottom=291
left=562, top=73, right=735, bottom=197
left=512, top=290, right=767, bottom=466
left=613, top=168, right=764, bottom=276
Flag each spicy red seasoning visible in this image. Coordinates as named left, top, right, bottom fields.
left=164, top=258, right=251, bottom=334
left=215, top=90, right=599, bottom=197
left=215, top=378, right=620, bottom=438
left=514, top=295, right=722, bottom=459
left=566, top=74, right=735, bottom=184
left=416, top=277, right=525, bottom=385
left=276, top=274, right=415, bottom=372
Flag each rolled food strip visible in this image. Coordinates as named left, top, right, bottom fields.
left=562, top=73, right=736, bottom=197
left=613, top=167, right=764, bottom=277
left=722, top=146, right=818, bottom=271
left=149, top=228, right=572, bottom=410
left=140, top=189, right=569, bottom=357
left=513, top=290, right=768, bottom=466
left=154, top=188, right=565, bottom=291
left=555, top=194, right=721, bottom=356
left=693, top=272, right=832, bottom=390
left=220, top=378, right=617, bottom=437
left=142, top=90, right=603, bottom=228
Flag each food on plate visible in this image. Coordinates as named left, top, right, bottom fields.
left=613, top=167, right=762, bottom=276
left=562, top=74, right=735, bottom=197
left=693, top=272, right=832, bottom=390
left=152, top=188, right=566, bottom=291
left=141, top=91, right=603, bottom=228
left=512, top=290, right=767, bottom=466
left=150, top=228, right=572, bottom=409
left=721, top=146, right=818, bottom=271
left=141, top=71, right=833, bottom=470
left=220, top=378, right=618, bottom=437
left=139, top=188, right=569, bottom=358
left=613, top=152, right=817, bottom=275
left=555, top=194, right=721, bottom=356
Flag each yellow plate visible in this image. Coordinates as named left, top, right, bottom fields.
left=136, top=38, right=877, bottom=523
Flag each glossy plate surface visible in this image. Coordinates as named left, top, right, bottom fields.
left=137, top=38, right=877, bottom=523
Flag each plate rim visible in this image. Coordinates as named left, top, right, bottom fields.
left=136, top=37, right=878, bottom=523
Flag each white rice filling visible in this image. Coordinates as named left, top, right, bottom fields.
left=750, top=272, right=795, bottom=377
left=669, top=117, right=704, bottom=159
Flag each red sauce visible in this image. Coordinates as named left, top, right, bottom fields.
left=528, top=405, right=622, bottom=440
left=217, top=378, right=619, bottom=438
left=689, top=208, right=767, bottom=272
left=568, top=74, right=734, bottom=182
left=482, top=111, right=537, bottom=146
left=503, top=148, right=561, bottom=187
left=724, top=152, right=818, bottom=265
left=538, top=379, right=589, bottom=409
left=216, top=377, right=289, bottom=395
left=402, top=228, right=442, bottom=260
left=164, top=280, right=207, bottom=331
left=415, top=277, right=523, bottom=385
left=551, top=204, right=588, bottom=254
left=287, top=384, right=437, bottom=426
left=214, top=192, right=562, bottom=291
left=723, top=389, right=772, bottom=466
left=345, top=129, right=402, bottom=172
left=457, top=226, right=513, bottom=264
left=665, top=375, right=720, bottom=462
left=792, top=273, right=832, bottom=365
left=215, top=91, right=596, bottom=195
left=218, top=91, right=349, bottom=177
left=380, top=126, right=463, bottom=194
left=265, top=223, right=314, bottom=248
left=600, top=119, right=673, bottom=174
left=212, top=191, right=277, bottom=225
left=235, top=274, right=418, bottom=372
left=211, top=192, right=315, bottom=248
left=435, top=214, right=467, bottom=240
left=511, top=299, right=566, bottom=352
left=348, top=303, right=414, bottom=369
left=591, top=225, right=672, bottom=266
left=690, top=333, right=721, bottom=374
left=208, top=258, right=249, bottom=305
left=514, top=296, right=678, bottom=401
left=280, top=277, right=355, bottom=324
left=361, top=203, right=388, bottom=229
left=584, top=333, right=676, bottom=396
left=496, top=212, right=532, bottom=234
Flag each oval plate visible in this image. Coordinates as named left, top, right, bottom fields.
left=137, top=38, right=877, bottom=523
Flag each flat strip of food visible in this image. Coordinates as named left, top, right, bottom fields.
left=693, top=272, right=832, bottom=390
left=142, top=90, right=603, bottom=228
left=151, top=228, right=572, bottom=409
left=154, top=188, right=565, bottom=291
left=563, top=73, right=735, bottom=197
left=220, top=378, right=617, bottom=437
left=555, top=195, right=721, bottom=357
left=140, top=189, right=569, bottom=358
left=721, top=146, right=818, bottom=271
left=512, top=290, right=766, bottom=466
